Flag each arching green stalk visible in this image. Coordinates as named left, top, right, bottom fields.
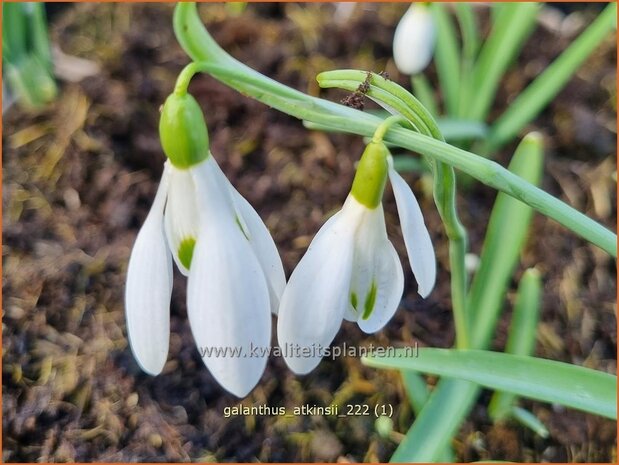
left=172, top=3, right=616, bottom=255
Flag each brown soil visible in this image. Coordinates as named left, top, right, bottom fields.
left=2, top=3, right=616, bottom=462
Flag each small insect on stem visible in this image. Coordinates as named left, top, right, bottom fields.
left=341, top=92, right=365, bottom=110
left=341, top=71, right=386, bottom=110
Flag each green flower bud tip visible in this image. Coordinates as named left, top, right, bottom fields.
left=350, top=141, right=389, bottom=209
left=159, top=92, right=210, bottom=169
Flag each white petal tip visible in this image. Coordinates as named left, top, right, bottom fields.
left=415, top=256, right=436, bottom=299
left=133, top=355, right=166, bottom=376
left=418, top=286, right=433, bottom=299
left=203, top=353, right=268, bottom=398
left=218, top=369, right=263, bottom=398
left=283, top=354, right=322, bottom=375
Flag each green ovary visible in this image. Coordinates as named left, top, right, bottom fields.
left=159, top=92, right=210, bottom=169
left=178, top=237, right=196, bottom=270
left=350, top=141, right=389, bottom=209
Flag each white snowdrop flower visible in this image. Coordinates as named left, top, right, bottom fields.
left=125, top=91, right=285, bottom=397
left=277, top=140, right=436, bottom=374
left=393, top=3, right=436, bottom=75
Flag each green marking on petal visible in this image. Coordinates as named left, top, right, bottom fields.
left=362, top=281, right=378, bottom=320
left=350, top=292, right=358, bottom=310
left=178, top=237, right=196, bottom=270
left=235, top=215, right=250, bottom=240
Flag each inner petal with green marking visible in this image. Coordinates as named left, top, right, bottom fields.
left=362, top=280, right=378, bottom=320
left=235, top=214, right=250, bottom=240
left=178, top=236, right=196, bottom=270
left=350, top=291, right=359, bottom=310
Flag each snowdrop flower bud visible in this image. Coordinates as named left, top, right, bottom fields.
left=159, top=92, right=209, bottom=169
left=393, top=3, right=436, bottom=75
left=277, top=140, right=436, bottom=374
left=125, top=91, right=285, bottom=397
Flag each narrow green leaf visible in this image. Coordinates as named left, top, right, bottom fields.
left=401, top=372, right=456, bottom=462
left=390, top=155, right=426, bottom=174
left=431, top=3, right=461, bottom=116
left=5, top=58, right=56, bottom=109
left=364, top=349, right=617, bottom=420
left=411, top=74, right=439, bottom=118
left=28, top=2, right=54, bottom=69
left=402, top=371, right=429, bottom=415
left=505, top=268, right=541, bottom=356
left=490, top=2, right=506, bottom=24
left=486, top=3, right=617, bottom=152
left=468, top=3, right=540, bottom=121
left=3, top=3, right=27, bottom=63
left=511, top=406, right=549, bottom=438
left=455, top=3, right=479, bottom=117
left=390, top=378, right=479, bottom=462
left=489, top=267, right=542, bottom=420
left=438, top=118, right=488, bottom=141
left=455, top=3, right=479, bottom=62
left=468, top=133, right=544, bottom=349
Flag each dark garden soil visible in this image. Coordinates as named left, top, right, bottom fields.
left=2, top=3, right=617, bottom=462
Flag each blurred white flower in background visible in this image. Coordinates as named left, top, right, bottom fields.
left=392, top=3, right=436, bottom=75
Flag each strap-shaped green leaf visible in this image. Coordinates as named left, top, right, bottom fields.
left=364, top=348, right=617, bottom=420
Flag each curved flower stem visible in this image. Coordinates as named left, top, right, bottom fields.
left=173, top=62, right=203, bottom=95
left=372, top=115, right=408, bottom=143
left=173, top=3, right=617, bottom=260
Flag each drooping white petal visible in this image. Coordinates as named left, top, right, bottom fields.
left=233, top=193, right=286, bottom=314
left=393, top=4, right=436, bottom=75
left=163, top=163, right=200, bottom=276
left=125, top=166, right=173, bottom=375
left=277, top=196, right=364, bottom=374
left=187, top=157, right=271, bottom=398
left=388, top=165, right=436, bottom=298
left=348, top=206, right=404, bottom=333
left=207, top=159, right=286, bottom=315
